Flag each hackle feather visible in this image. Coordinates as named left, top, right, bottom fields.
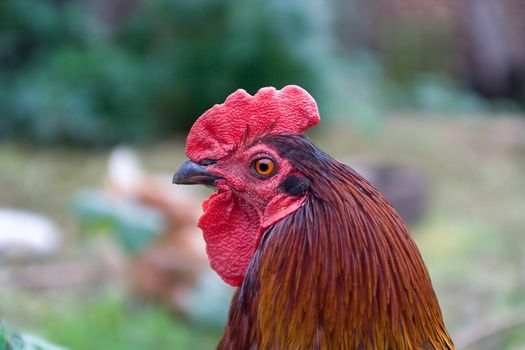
left=219, top=135, right=454, bottom=350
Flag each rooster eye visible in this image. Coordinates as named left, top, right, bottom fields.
left=253, top=158, right=275, bottom=177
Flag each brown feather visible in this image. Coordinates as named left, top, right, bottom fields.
left=219, top=135, right=454, bottom=350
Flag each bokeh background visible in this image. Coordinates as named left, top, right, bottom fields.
left=1, top=0, right=525, bottom=349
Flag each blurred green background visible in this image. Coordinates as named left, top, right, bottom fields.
left=1, top=0, right=524, bottom=349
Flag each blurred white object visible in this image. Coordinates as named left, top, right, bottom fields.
left=107, top=146, right=143, bottom=196
left=20, top=333, right=69, bottom=350
left=0, top=209, right=61, bottom=258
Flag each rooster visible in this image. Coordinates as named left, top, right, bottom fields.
left=173, top=86, right=454, bottom=349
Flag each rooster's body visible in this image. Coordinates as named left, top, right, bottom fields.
left=174, top=86, right=454, bottom=349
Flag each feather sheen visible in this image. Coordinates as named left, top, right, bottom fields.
left=218, top=135, right=454, bottom=350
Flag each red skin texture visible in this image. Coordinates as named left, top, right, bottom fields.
left=185, top=86, right=319, bottom=286
left=197, top=145, right=306, bottom=286
left=186, top=85, right=319, bottom=163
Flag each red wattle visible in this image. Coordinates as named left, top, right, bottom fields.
left=198, top=188, right=261, bottom=286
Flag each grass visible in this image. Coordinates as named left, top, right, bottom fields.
left=0, top=289, right=221, bottom=350
left=38, top=292, right=221, bottom=350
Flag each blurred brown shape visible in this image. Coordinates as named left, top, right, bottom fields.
left=350, top=160, right=428, bottom=226
left=105, top=148, right=208, bottom=315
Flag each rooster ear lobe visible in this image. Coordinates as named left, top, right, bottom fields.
left=261, top=194, right=307, bottom=229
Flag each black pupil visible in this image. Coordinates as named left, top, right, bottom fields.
left=259, top=162, right=269, bottom=172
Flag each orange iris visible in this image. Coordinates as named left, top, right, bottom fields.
left=254, top=158, right=275, bottom=176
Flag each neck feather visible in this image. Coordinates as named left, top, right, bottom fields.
left=219, top=136, right=454, bottom=350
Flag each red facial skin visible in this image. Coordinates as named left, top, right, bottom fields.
left=184, top=85, right=320, bottom=286
left=198, top=143, right=306, bottom=286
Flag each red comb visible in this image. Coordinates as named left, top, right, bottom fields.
left=186, top=85, right=320, bottom=162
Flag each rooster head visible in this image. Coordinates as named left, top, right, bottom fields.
left=173, top=85, right=320, bottom=286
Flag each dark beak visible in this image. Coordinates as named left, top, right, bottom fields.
left=172, top=160, right=221, bottom=186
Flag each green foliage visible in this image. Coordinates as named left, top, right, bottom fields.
left=38, top=293, right=221, bottom=350
left=0, top=323, right=24, bottom=350
left=394, top=74, right=491, bottom=114
left=71, top=190, right=165, bottom=254
left=0, top=0, right=330, bottom=145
